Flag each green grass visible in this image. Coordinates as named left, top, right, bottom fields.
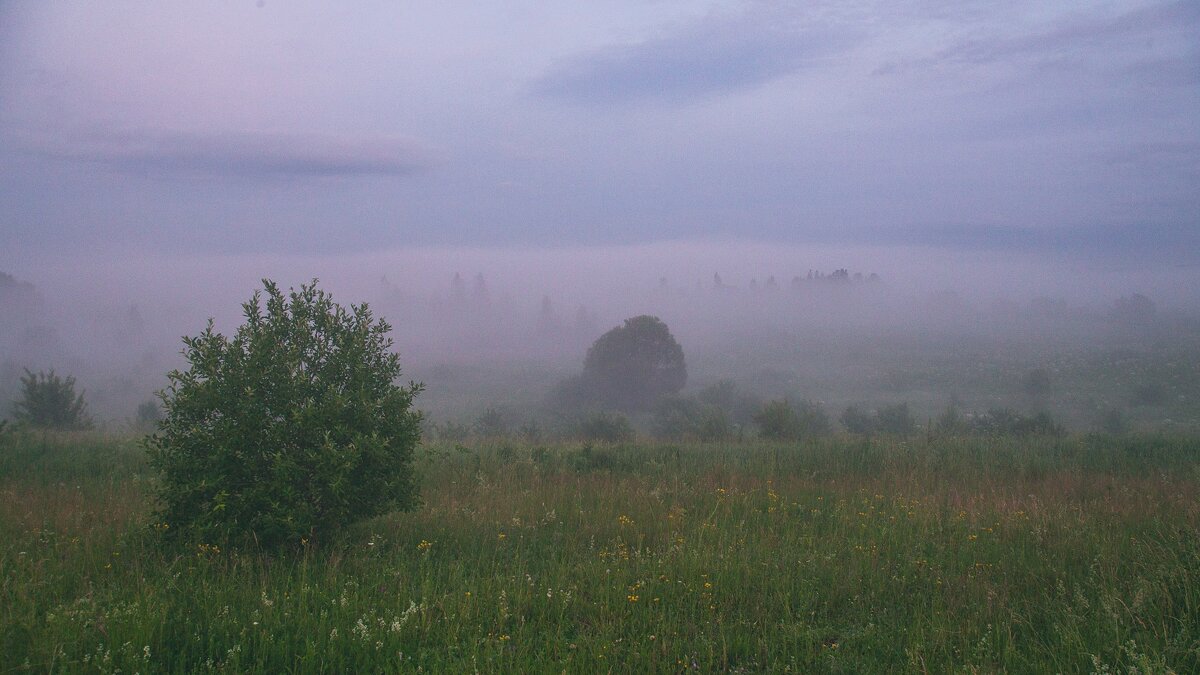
left=2, top=431, right=1198, bottom=672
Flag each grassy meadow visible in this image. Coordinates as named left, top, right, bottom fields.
left=2, top=431, right=1199, bottom=673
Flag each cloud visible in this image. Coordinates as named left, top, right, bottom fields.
left=9, top=126, right=433, bottom=178
left=532, top=8, right=856, bottom=104
left=878, top=0, right=1200, bottom=74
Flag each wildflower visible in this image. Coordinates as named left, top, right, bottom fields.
left=417, top=539, right=432, bottom=551
left=627, top=594, right=639, bottom=602
left=497, top=532, right=507, bottom=541
left=618, top=515, right=633, bottom=526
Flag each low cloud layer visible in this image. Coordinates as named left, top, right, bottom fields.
left=11, top=126, right=432, bottom=178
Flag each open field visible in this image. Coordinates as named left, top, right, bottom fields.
left=3, top=431, right=1199, bottom=672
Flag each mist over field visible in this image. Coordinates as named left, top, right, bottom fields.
left=3, top=241, right=1198, bottom=430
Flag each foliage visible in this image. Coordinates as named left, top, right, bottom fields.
left=694, top=406, right=734, bottom=442
left=840, top=402, right=915, bottom=435
left=652, top=396, right=732, bottom=441
left=11, top=369, right=93, bottom=430
left=145, top=279, right=423, bottom=548
left=696, top=379, right=762, bottom=427
left=473, top=407, right=507, bottom=438
left=434, top=420, right=469, bottom=443
left=755, top=400, right=800, bottom=440
left=574, top=411, right=635, bottom=443
left=971, top=408, right=1064, bottom=437
left=875, top=402, right=916, bottom=435
left=934, top=405, right=969, bottom=435
left=580, top=315, right=686, bottom=410
left=517, top=419, right=542, bottom=443
left=134, top=400, right=162, bottom=431
left=840, top=405, right=875, bottom=434
left=754, top=399, right=830, bottom=441
left=1098, top=408, right=1127, bottom=434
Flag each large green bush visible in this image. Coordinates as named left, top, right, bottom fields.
left=146, top=280, right=423, bottom=548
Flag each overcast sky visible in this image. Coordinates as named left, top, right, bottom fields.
left=1, top=0, right=1197, bottom=262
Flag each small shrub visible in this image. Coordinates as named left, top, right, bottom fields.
left=695, top=406, right=733, bottom=442
left=755, top=400, right=800, bottom=441
left=575, top=411, right=635, bottom=443
left=840, top=403, right=915, bottom=436
left=146, top=279, right=423, bottom=549
left=570, top=442, right=625, bottom=472
left=652, top=396, right=702, bottom=439
left=1098, top=408, right=1127, bottom=434
left=436, top=420, right=469, bottom=443
left=934, top=405, right=969, bottom=435
left=794, top=400, right=832, bottom=437
left=840, top=405, right=875, bottom=434
left=518, top=420, right=542, bottom=443
left=11, top=369, right=93, bottom=430
left=134, top=400, right=162, bottom=431
left=697, top=380, right=762, bottom=427
left=875, top=403, right=916, bottom=435
left=474, top=407, right=507, bottom=438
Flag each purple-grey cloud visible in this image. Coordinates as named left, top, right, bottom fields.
left=9, top=126, right=433, bottom=178
left=876, top=0, right=1200, bottom=75
left=532, top=9, right=857, bottom=104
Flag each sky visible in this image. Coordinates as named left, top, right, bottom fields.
left=1, top=0, right=1198, bottom=262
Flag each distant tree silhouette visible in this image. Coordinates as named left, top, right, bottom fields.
left=537, top=296, right=561, bottom=334
left=582, top=315, right=686, bottom=411
left=1023, top=368, right=1052, bottom=398
left=1112, top=293, right=1155, bottom=324
left=451, top=272, right=466, bottom=302
left=472, top=273, right=489, bottom=304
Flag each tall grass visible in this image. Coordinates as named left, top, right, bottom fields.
left=2, top=431, right=1198, bottom=672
